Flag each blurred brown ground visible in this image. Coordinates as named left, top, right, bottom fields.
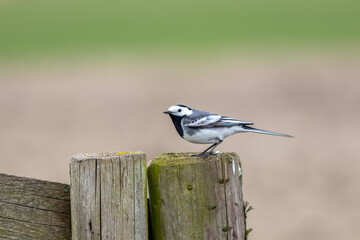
left=0, top=54, right=359, bottom=240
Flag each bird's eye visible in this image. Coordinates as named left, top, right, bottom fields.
left=178, top=109, right=182, bottom=112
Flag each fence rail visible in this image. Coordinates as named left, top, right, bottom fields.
left=0, top=173, right=71, bottom=239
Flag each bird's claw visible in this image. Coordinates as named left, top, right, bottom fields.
left=190, top=153, right=208, bottom=157
left=190, top=151, right=220, bottom=157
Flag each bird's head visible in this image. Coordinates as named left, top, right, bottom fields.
left=163, top=105, right=193, bottom=117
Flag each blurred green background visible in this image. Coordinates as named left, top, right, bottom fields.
left=0, top=0, right=359, bottom=58
left=0, top=1, right=359, bottom=240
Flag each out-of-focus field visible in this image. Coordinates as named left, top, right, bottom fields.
left=1, top=0, right=360, bottom=239
left=0, top=55, right=359, bottom=240
left=0, top=0, right=359, bottom=58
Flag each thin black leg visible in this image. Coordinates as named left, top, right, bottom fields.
left=191, top=140, right=223, bottom=157
left=199, top=143, right=217, bottom=155
left=208, top=139, right=223, bottom=154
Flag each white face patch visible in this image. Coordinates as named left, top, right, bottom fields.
left=168, top=105, right=193, bottom=117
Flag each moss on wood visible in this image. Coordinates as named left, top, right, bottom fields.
left=148, top=152, right=246, bottom=240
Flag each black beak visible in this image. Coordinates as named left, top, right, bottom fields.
left=163, top=110, right=171, bottom=114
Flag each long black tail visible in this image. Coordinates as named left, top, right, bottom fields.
left=242, top=125, right=294, bottom=138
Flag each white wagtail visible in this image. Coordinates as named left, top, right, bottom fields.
left=163, top=104, right=293, bottom=156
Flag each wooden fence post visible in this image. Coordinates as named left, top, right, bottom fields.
left=147, top=152, right=245, bottom=240
left=70, top=152, right=148, bottom=240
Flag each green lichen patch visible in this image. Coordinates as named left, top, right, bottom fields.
left=152, top=152, right=237, bottom=166
left=147, top=163, right=163, bottom=240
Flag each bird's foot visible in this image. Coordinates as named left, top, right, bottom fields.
left=190, top=153, right=209, bottom=157
left=190, top=151, right=221, bottom=157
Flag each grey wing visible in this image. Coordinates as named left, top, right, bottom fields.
left=215, top=116, right=253, bottom=126
left=185, top=114, right=222, bottom=128
left=185, top=113, right=253, bottom=128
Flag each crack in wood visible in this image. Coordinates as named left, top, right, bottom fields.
left=0, top=201, right=70, bottom=215
left=0, top=216, right=70, bottom=229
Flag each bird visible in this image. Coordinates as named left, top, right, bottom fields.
left=163, top=104, right=293, bottom=156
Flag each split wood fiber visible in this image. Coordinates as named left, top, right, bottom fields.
left=70, top=152, right=148, bottom=240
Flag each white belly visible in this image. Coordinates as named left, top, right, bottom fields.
left=183, top=126, right=245, bottom=144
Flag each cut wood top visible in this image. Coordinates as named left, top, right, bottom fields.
left=149, top=152, right=239, bottom=166
left=71, top=151, right=145, bottom=161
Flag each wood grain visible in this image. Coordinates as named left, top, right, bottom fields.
left=148, top=152, right=245, bottom=240
left=70, top=152, right=148, bottom=240
left=0, top=173, right=71, bottom=239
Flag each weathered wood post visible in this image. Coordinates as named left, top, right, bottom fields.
left=148, top=152, right=245, bottom=240
left=70, top=152, right=148, bottom=240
